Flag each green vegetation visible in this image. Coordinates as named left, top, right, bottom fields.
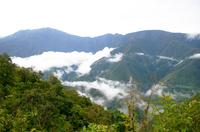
left=0, top=54, right=126, bottom=131
left=162, top=59, right=200, bottom=94
left=151, top=94, right=200, bottom=132
left=0, top=54, right=199, bottom=131
left=80, top=54, right=178, bottom=91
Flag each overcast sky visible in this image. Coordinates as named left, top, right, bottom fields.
left=0, top=0, right=200, bottom=37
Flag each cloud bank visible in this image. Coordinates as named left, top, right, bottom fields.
left=53, top=70, right=65, bottom=80
left=63, top=78, right=129, bottom=101
left=107, top=53, right=123, bottom=62
left=62, top=77, right=133, bottom=107
left=157, top=56, right=178, bottom=62
left=11, top=48, right=155, bottom=110
left=145, top=83, right=166, bottom=96
left=189, top=53, right=200, bottom=59
left=186, top=33, right=200, bottom=39
left=12, top=47, right=114, bottom=75
left=135, top=52, right=145, bottom=56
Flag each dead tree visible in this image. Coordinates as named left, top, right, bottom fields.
left=125, top=77, right=139, bottom=132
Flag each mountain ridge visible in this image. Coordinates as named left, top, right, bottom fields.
left=1, top=27, right=198, bottom=57
left=0, top=27, right=200, bottom=98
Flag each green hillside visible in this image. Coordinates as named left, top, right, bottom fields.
left=79, top=53, right=178, bottom=91
left=162, top=59, right=200, bottom=95
left=0, top=54, right=200, bottom=131
left=0, top=54, right=126, bottom=131
left=114, top=30, right=200, bottom=59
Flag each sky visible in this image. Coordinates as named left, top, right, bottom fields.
left=0, top=0, right=200, bottom=37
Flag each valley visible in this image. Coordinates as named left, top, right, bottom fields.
left=1, top=28, right=199, bottom=110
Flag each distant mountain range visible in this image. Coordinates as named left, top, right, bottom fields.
left=1, top=28, right=199, bottom=58
left=0, top=28, right=200, bottom=105
left=0, top=28, right=122, bottom=57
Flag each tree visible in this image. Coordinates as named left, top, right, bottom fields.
left=0, top=54, right=125, bottom=131
left=0, top=54, right=16, bottom=92
left=125, top=77, right=140, bottom=131
left=151, top=93, right=200, bottom=132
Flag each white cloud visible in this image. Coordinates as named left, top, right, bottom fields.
left=107, top=53, right=123, bottom=63
left=12, top=47, right=114, bottom=75
left=93, top=98, right=106, bottom=106
left=53, top=70, right=64, bottom=80
left=145, top=83, right=166, bottom=96
left=175, top=53, right=200, bottom=67
left=157, top=56, right=178, bottom=61
left=135, top=52, right=145, bottom=56
left=174, top=60, right=184, bottom=66
left=64, top=67, right=74, bottom=74
left=189, top=53, right=200, bottom=59
left=77, top=47, right=113, bottom=74
left=186, top=33, right=200, bottom=39
left=62, top=77, right=129, bottom=101
left=77, top=91, right=88, bottom=97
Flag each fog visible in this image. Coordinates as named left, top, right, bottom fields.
left=11, top=48, right=149, bottom=108
left=145, top=83, right=166, bottom=96
left=12, top=47, right=114, bottom=75
left=107, top=53, right=123, bottom=62
left=62, top=77, right=129, bottom=101
left=186, top=33, right=200, bottom=39
left=157, top=56, right=178, bottom=62
left=135, top=52, right=145, bottom=56
left=189, top=53, right=200, bottom=59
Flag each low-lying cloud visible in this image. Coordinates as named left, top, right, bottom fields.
left=12, top=47, right=114, bottom=75
left=145, top=83, right=166, bottom=96
left=135, top=52, right=145, bottom=56
left=11, top=47, right=134, bottom=109
left=63, top=77, right=129, bottom=100
left=189, top=53, right=200, bottom=59
left=186, top=33, right=200, bottom=40
left=62, top=77, right=133, bottom=107
left=107, top=53, right=123, bottom=62
left=157, top=56, right=178, bottom=62
left=53, top=70, right=65, bottom=80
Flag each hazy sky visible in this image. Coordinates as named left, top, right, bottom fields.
left=0, top=0, right=200, bottom=37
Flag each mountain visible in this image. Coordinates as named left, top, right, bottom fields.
left=1, top=28, right=200, bottom=58
left=0, top=28, right=122, bottom=57
left=113, top=30, right=200, bottom=59
left=67, top=30, right=200, bottom=91
left=1, top=54, right=199, bottom=132
left=0, top=54, right=127, bottom=131
left=79, top=53, right=179, bottom=91
left=1, top=28, right=200, bottom=104
left=162, top=58, right=200, bottom=95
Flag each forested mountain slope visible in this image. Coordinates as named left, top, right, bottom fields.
left=0, top=28, right=200, bottom=58
left=0, top=54, right=199, bottom=131
left=1, top=28, right=200, bottom=107
left=0, top=54, right=125, bottom=131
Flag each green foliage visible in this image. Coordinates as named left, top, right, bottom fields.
left=0, top=54, right=199, bottom=131
left=79, top=53, right=179, bottom=92
left=0, top=54, right=122, bottom=131
left=162, top=59, right=200, bottom=95
left=0, top=54, right=15, bottom=87
left=82, top=123, right=108, bottom=132
left=151, top=94, right=200, bottom=132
